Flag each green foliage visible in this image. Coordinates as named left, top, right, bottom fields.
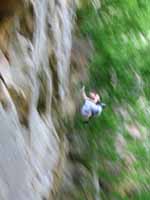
left=73, top=0, right=150, bottom=199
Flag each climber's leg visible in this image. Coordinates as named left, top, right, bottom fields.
left=83, top=113, right=91, bottom=121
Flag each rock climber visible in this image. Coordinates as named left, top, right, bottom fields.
left=81, top=86, right=106, bottom=122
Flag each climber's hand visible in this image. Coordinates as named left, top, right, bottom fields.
left=101, top=103, right=106, bottom=109
left=82, top=85, right=85, bottom=91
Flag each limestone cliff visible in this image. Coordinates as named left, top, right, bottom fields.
left=0, top=0, right=76, bottom=199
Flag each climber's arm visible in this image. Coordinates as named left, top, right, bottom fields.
left=81, top=86, right=89, bottom=101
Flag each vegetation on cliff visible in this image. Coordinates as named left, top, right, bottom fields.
left=72, top=1, right=150, bottom=199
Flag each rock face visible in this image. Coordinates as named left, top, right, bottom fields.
left=0, top=0, right=75, bottom=199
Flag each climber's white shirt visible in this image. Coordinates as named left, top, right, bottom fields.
left=81, top=99, right=102, bottom=117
